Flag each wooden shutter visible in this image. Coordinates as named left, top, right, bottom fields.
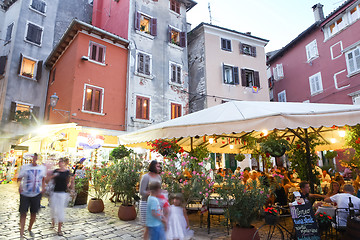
left=136, top=97, right=141, bottom=119
left=0, top=56, right=7, bottom=76
left=18, top=53, right=23, bottom=75
left=241, top=69, right=246, bottom=86
left=144, top=55, right=150, bottom=75
left=98, top=47, right=104, bottom=63
left=168, top=26, right=172, bottom=42
left=9, top=102, right=16, bottom=121
left=135, top=12, right=140, bottom=30
left=34, top=25, right=42, bottom=45
left=226, top=40, right=231, bottom=51
left=239, top=42, right=243, bottom=54
left=180, top=32, right=186, bottom=47
left=254, top=71, right=260, bottom=88
left=36, top=60, right=43, bottom=81
left=150, top=18, right=157, bottom=36
left=222, top=64, right=226, bottom=83
left=176, top=66, right=181, bottom=84
left=26, top=23, right=33, bottom=42
left=252, top=46, right=257, bottom=57
left=138, top=53, right=144, bottom=73
left=233, top=67, right=239, bottom=85
left=175, top=1, right=180, bottom=14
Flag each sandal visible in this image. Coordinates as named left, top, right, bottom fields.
left=57, top=231, right=63, bottom=236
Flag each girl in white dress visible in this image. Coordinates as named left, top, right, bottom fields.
left=167, top=194, right=194, bottom=240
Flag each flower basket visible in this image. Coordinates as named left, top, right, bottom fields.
left=260, top=134, right=289, bottom=158
left=315, top=212, right=332, bottom=232
left=264, top=213, right=278, bottom=225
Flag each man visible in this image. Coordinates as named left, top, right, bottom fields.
left=299, top=181, right=325, bottom=203
left=324, top=184, right=360, bottom=227
left=321, top=170, right=331, bottom=183
left=17, top=153, right=46, bottom=239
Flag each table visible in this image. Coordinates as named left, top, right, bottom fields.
left=317, top=206, right=336, bottom=218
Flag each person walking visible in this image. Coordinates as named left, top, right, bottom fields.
left=49, top=158, right=72, bottom=236
left=17, top=153, right=46, bottom=239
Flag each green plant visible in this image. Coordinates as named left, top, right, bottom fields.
left=86, top=164, right=110, bottom=200
left=315, top=212, right=332, bottom=225
left=110, top=145, right=133, bottom=160
left=149, top=139, right=184, bottom=158
left=74, top=177, right=88, bottom=194
left=344, top=125, right=360, bottom=171
left=235, top=153, right=246, bottom=162
left=14, top=110, right=31, bottom=125
left=324, top=150, right=338, bottom=160
left=189, top=145, right=210, bottom=162
left=260, top=133, right=289, bottom=157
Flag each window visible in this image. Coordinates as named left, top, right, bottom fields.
left=83, top=85, right=104, bottom=113
left=221, top=38, right=231, bottom=51
left=171, top=103, right=181, bottom=119
left=170, top=0, right=180, bottom=14
left=345, top=46, right=360, bottom=75
left=0, top=56, right=7, bottom=76
left=350, top=4, right=360, bottom=23
left=269, top=89, right=274, bottom=100
left=168, top=27, right=186, bottom=47
left=305, top=40, right=319, bottom=61
left=353, top=95, right=360, bottom=105
left=18, top=54, right=42, bottom=80
left=240, top=43, right=256, bottom=57
left=136, top=96, right=150, bottom=120
left=30, top=0, right=46, bottom=14
left=326, top=15, right=347, bottom=38
left=278, top=90, right=286, bottom=102
left=135, top=12, right=157, bottom=36
left=9, top=101, right=39, bottom=123
left=5, top=23, right=13, bottom=44
left=25, top=22, right=43, bottom=46
left=223, top=65, right=239, bottom=85
left=136, top=51, right=152, bottom=76
left=273, top=64, right=284, bottom=81
left=309, top=72, right=323, bottom=95
left=51, top=68, right=56, bottom=84
left=89, top=41, right=106, bottom=64
left=169, top=62, right=182, bottom=84
left=241, top=69, right=260, bottom=88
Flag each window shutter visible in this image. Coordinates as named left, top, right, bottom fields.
left=26, top=24, right=34, bottom=42
left=138, top=53, right=144, bottom=73
left=98, top=47, right=104, bottom=63
left=168, top=26, right=172, bottom=42
left=150, top=18, right=157, bottom=36
left=36, top=60, right=43, bottom=81
left=18, top=53, right=23, bottom=75
left=31, top=106, right=40, bottom=123
left=0, top=56, right=7, bottom=76
left=222, top=64, right=226, bottom=83
left=273, top=67, right=278, bottom=81
left=239, top=42, right=243, bottom=54
left=233, top=67, right=239, bottom=85
left=51, top=68, right=56, bottom=83
left=277, top=64, right=284, bottom=79
left=227, top=40, right=231, bottom=51
left=136, top=97, right=141, bottom=119
left=34, top=25, right=42, bottom=45
left=135, top=12, right=140, bottom=30
left=9, top=102, right=16, bottom=121
left=180, top=32, right=186, bottom=47
left=145, top=55, right=150, bottom=75
left=254, top=71, right=260, bottom=88
left=241, top=69, right=246, bottom=86
left=252, top=46, right=257, bottom=57
left=177, top=66, right=181, bottom=83
left=5, top=23, right=13, bottom=42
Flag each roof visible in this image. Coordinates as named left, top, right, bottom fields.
left=179, top=0, right=197, bottom=11
left=189, top=22, right=269, bottom=44
left=45, top=19, right=129, bottom=69
left=267, top=0, right=355, bottom=64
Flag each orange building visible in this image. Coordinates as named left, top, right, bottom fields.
left=44, top=19, right=129, bottom=131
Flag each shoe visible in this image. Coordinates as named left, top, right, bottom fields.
left=20, top=234, right=24, bottom=239
left=40, top=205, right=45, bottom=208
left=57, top=231, right=63, bottom=236
left=28, top=230, right=35, bottom=237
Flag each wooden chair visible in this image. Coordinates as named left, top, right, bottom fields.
left=207, top=198, right=230, bottom=234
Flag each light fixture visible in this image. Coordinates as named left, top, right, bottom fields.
left=81, top=56, right=89, bottom=61
left=209, top=138, right=214, bottom=144
left=262, top=129, right=268, bottom=136
left=330, top=138, right=336, bottom=144
left=50, top=93, right=59, bottom=108
left=229, top=144, right=234, bottom=149
left=338, top=130, right=346, bottom=138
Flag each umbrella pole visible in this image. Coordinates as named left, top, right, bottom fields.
left=304, top=129, right=315, bottom=193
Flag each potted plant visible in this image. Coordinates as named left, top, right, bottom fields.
left=235, top=153, right=246, bottom=162
left=315, top=212, right=332, bottom=232
left=264, top=206, right=279, bottom=225
left=216, top=176, right=270, bottom=240
left=149, top=139, right=184, bottom=159
left=86, top=164, right=110, bottom=213
left=260, top=133, right=289, bottom=157
left=110, top=157, right=142, bottom=221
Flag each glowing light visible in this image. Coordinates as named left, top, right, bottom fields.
left=229, top=144, right=234, bottom=149
left=209, top=138, right=214, bottom=144
left=86, top=89, right=92, bottom=93
left=338, top=130, right=346, bottom=137
left=262, top=130, right=268, bottom=136
left=330, top=138, right=336, bottom=144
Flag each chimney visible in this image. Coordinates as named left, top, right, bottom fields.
left=312, top=3, right=324, bottom=22
left=245, top=32, right=251, bottom=35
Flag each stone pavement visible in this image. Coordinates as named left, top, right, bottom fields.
left=0, top=183, right=293, bottom=239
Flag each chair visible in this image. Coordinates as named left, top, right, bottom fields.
left=207, top=198, right=229, bottom=234
left=185, top=199, right=203, bottom=227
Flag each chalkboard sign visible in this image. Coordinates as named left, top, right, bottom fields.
left=290, top=203, right=320, bottom=240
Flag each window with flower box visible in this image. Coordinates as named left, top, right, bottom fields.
left=136, top=96, right=150, bottom=120
left=240, top=43, right=256, bottom=57
left=9, top=102, right=39, bottom=124
left=168, top=26, right=186, bottom=47
left=18, top=54, right=42, bottom=81
left=135, top=12, right=157, bottom=36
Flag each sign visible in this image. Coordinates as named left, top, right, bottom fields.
left=290, top=203, right=320, bottom=240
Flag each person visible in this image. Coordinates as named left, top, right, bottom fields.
left=324, top=184, right=360, bottom=227
left=274, top=181, right=287, bottom=206
left=139, top=160, right=162, bottom=239
left=218, top=168, right=225, bottom=177
left=321, top=170, right=331, bottom=183
left=299, top=181, right=325, bottom=203
left=49, top=158, right=72, bottom=236
left=248, top=170, right=260, bottom=186
left=17, top=153, right=46, bottom=239
left=166, top=193, right=193, bottom=240
left=335, top=175, right=345, bottom=187
left=234, top=167, right=241, bottom=175
left=146, top=181, right=166, bottom=240
left=326, top=181, right=341, bottom=197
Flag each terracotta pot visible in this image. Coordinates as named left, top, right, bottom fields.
left=231, top=225, right=260, bottom=240
left=118, top=205, right=137, bottom=221
left=74, top=181, right=89, bottom=205
left=88, top=198, right=104, bottom=213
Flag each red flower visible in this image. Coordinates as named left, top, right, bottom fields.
left=265, top=153, right=270, bottom=158
left=296, top=144, right=301, bottom=149
left=328, top=216, right=332, bottom=219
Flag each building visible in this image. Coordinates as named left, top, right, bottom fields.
left=0, top=0, right=92, bottom=152
left=187, top=23, right=270, bottom=113
left=268, top=1, right=360, bottom=104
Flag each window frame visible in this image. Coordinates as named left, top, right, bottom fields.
left=169, top=0, right=181, bottom=15
left=170, top=102, right=182, bottom=119
left=135, top=11, right=157, bottom=37
left=29, top=0, right=47, bottom=15
left=24, top=21, right=44, bottom=46
left=135, top=50, right=153, bottom=78
left=221, top=38, right=232, bottom=52
left=168, top=25, right=186, bottom=48
left=82, top=84, right=105, bottom=115
left=305, top=39, right=319, bottom=62
left=345, top=45, right=360, bottom=76
left=169, top=61, right=182, bottom=86
left=11, top=101, right=34, bottom=122
left=241, top=68, right=260, bottom=88
left=278, top=90, right=287, bottom=102
left=88, top=41, right=106, bottom=65
left=309, top=72, right=323, bottom=95
left=4, top=22, right=14, bottom=44
left=19, top=54, right=38, bottom=80
left=273, top=63, right=284, bottom=81
left=223, top=64, right=239, bottom=85
left=135, top=95, right=150, bottom=121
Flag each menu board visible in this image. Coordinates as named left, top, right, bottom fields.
left=290, top=203, right=320, bottom=240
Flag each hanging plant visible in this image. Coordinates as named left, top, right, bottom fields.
left=260, top=133, right=289, bottom=157
left=235, top=153, right=246, bottom=162
left=148, top=139, right=184, bottom=158
left=324, top=150, right=337, bottom=160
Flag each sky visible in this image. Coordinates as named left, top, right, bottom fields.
left=187, top=0, right=347, bottom=52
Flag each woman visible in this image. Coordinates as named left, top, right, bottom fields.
left=326, top=181, right=341, bottom=197
left=139, top=160, right=161, bottom=239
left=49, top=158, right=72, bottom=236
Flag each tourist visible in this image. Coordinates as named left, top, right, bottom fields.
left=334, top=175, right=345, bottom=187
left=321, top=169, right=331, bottom=183
left=299, top=181, right=325, bottom=203
left=326, top=181, right=341, bottom=198
left=146, top=181, right=166, bottom=240
left=49, top=158, right=72, bottom=236
left=324, top=184, right=360, bottom=227
left=17, top=153, right=46, bottom=239
left=139, top=160, right=162, bottom=239
left=234, top=167, right=241, bottom=175
left=248, top=170, right=260, bottom=186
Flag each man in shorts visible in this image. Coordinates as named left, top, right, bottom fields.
left=17, top=153, right=46, bottom=239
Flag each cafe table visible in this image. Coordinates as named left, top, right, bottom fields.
left=316, top=205, right=337, bottom=218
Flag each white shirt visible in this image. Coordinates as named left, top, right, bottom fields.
left=18, top=164, right=46, bottom=197
left=321, top=173, right=331, bottom=182
left=330, top=193, right=360, bottom=227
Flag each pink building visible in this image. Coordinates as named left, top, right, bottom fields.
left=268, top=1, right=360, bottom=105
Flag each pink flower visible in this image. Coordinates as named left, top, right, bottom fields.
left=199, top=192, right=202, bottom=194
left=176, top=172, right=180, bottom=175
left=198, top=162, right=204, bottom=166
left=192, top=171, right=197, bottom=175
left=181, top=162, right=186, bottom=166
left=205, top=193, right=209, bottom=197
left=205, top=188, right=208, bottom=191
left=179, top=179, right=183, bottom=182
left=260, top=190, right=264, bottom=194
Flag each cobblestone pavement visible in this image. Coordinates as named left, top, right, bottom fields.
left=0, top=183, right=293, bottom=239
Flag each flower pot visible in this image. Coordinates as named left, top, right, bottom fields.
left=231, top=225, right=260, bottom=240
left=74, top=180, right=89, bottom=205
left=118, top=205, right=137, bottom=221
left=88, top=198, right=104, bottom=213
left=265, top=214, right=278, bottom=225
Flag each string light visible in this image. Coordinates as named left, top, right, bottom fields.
left=209, top=138, right=214, bottom=144
left=330, top=138, right=336, bottom=144
left=229, top=144, right=234, bottom=149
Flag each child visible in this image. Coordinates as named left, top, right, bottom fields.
left=146, top=182, right=166, bottom=240
left=167, top=193, right=194, bottom=240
